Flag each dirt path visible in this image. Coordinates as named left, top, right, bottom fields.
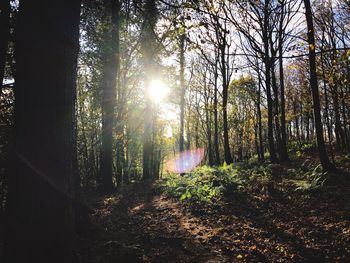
left=77, top=180, right=350, bottom=263
left=78, top=181, right=229, bottom=263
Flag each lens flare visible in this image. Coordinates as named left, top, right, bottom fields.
left=165, top=148, right=205, bottom=174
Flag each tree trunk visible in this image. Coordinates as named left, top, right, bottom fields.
left=143, top=97, right=153, bottom=179
left=320, top=44, right=332, bottom=145
left=213, top=79, right=220, bottom=165
left=340, top=85, right=350, bottom=152
left=179, top=32, right=185, bottom=153
left=329, top=6, right=347, bottom=151
left=278, top=6, right=289, bottom=161
left=303, top=0, right=336, bottom=171
left=115, top=124, right=125, bottom=186
left=4, top=0, right=81, bottom=262
left=256, top=71, right=264, bottom=161
left=204, top=78, right=214, bottom=166
left=114, top=1, right=124, bottom=187
left=293, top=99, right=300, bottom=142
left=254, top=123, right=260, bottom=160
left=186, top=109, right=191, bottom=150
left=142, top=0, right=157, bottom=180
left=101, top=0, right=120, bottom=193
left=271, top=60, right=282, bottom=159
left=221, top=43, right=233, bottom=165
left=263, top=1, right=277, bottom=163
left=0, top=0, right=10, bottom=94
left=195, top=116, right=199, bottom=148
left=265, top=51, right=277, bottom=163
left=213, top=56, right=220, bottom=165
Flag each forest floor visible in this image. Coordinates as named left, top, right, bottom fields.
left=77, top=160, right=350, bottom=263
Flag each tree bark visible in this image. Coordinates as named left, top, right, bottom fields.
left=303, top=0, right=336, bottom=171
left=142, top=0, right=157, bottom=179
left=263, top=0, right=277, bottom=163
left=101, top=0, right=120, bottom=193
left=0, top=0, right=10, bottom=94
left=113, top=0, right=125, bottom=187
left=4, top=0, right=81, bottom=262
left=204, top=76, right=214, bottom=166
left=213, top=65, right=221, bottom=165
left=115, top=125, right=125, bottom=186
left=256, top=68, right=264, bottom=161
left=278, top=2, right=289, bottom=161
left=271, top=59, right=282, bottom=159
left=221, top=42, right=233, bottom=165
left=186, top=108, right=191, bottom=150
left=179, top=31, right=185, bottom=153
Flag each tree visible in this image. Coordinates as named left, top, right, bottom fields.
left=100, top=0, right=121, bottom=193
left=255, top=61, right=265, bottom=161
left=213, top=50, right=221, bottom=165
left=276, top=0, right=297, bottom=161
left=190, top=7, right=222, bottom=164
left=179, top=20, right=186, bottom=154
left=226, top=0, right=278, bottom=162
left=3, top=0, right=81, bottom=262
left=204, top=2, right=234, bottom=165
left=142, top=0, right=158, bottom=179
left=229, top=76, right=257, bottom=161
left=220, top=29, right=234, bottom=165
left=0, top=0, right=10, bottom=94
left=303, top=0, right=336, bottom=171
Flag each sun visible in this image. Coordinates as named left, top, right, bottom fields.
left=148, top=79, right=169, bottom=103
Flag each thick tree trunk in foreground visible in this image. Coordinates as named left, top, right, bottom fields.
left=101, top=0, right=120, bottom=193
left=303, top=0, right=336, bottom=172
left=4, top=0, right=81, bottom=262
left=0, top=0, right=10, bottom=93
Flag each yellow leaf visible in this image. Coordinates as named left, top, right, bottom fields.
left=236, top=254, right=243, bottom=259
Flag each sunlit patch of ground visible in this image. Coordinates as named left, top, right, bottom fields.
left=77, top=171, right=350, bottom=263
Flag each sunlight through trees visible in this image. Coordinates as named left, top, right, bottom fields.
left=0, top=0, right=350, bottom=262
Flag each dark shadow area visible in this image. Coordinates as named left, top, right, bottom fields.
left=77, top=180, right=218, bottom=263
left=77, top=176, right=350, bottom=263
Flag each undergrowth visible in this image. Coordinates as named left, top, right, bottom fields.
left=157, top=157, right=329, bottom=206
left=157, top=165, right=243, bottom=206
left=288, top=163, right=327, bottom=192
